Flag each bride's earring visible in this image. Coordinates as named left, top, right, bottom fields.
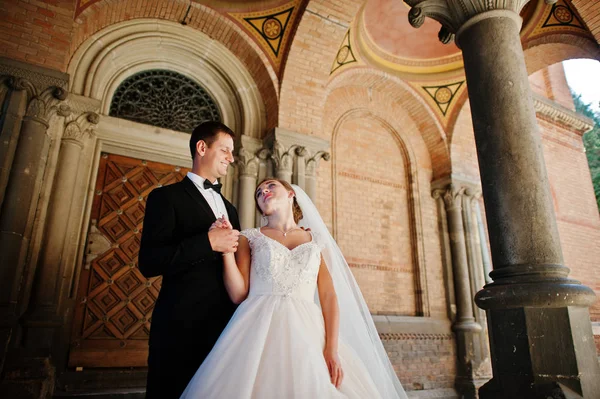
left=261, top=214, right=268, bottom=226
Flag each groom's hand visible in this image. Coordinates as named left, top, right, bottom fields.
left=210, top=217, right=232, bottom=231
left=208, top=227, right=240, bottom=254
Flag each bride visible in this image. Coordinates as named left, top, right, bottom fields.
left=180, top=179, right=407, bottom=398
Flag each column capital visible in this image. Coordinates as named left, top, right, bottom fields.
left=432, top=177, right=481, bottom=209
left=405, top=0, right=555, bottom=44
left=62, top=112, right=100, bottom=143
left=236, top=135, right=262, bottom=177
left=263, top=127, right=330, bottom=173
left=306, top=151, right=331, bottom=176
left=25, top=86, right=70, bottom=125
left=263, top=127, right=330, bottom=158
left=237, top=147, right=260, bottom=177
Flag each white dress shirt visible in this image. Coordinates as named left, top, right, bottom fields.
left=186, top=172, right=229, bottom=220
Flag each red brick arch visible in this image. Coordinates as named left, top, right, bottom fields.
left=523, top=32, right=600, bottom=74
left=571, top=0, right=600, bottom=44
left=324, top=67, right=450, bottom=180
left=69, top=0, right=279, bottom=131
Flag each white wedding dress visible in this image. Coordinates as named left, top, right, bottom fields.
left=180, top=228, right=382, bottom=398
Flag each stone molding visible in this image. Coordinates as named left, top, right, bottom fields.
left=0, top=56, right=68, bottom=92
left=0, top=58, right=71, bottom=125
left=379, top=333, right=454, bottom=341
left=533, top=93, right=595, bottom=135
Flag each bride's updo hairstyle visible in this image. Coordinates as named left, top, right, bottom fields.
left=255, top=178, right=303, bottom=224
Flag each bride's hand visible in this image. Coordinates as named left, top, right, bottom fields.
left=323, top=347, right=343, bottom=388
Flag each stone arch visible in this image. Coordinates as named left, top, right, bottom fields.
left=68, top=0, right=279, bottom=134
left=323, top=86, right=435, bottom=316
left=68, top=19, right=266, bottom=138
left=325, top=67, right=450, bottom=180
left=523, top=33, right=600, bottom=74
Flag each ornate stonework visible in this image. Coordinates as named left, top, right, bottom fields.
left=63, top=112, right=100, bottom=142
left=404, top=0, right=544, bottom=44
left=237, top=147, right=260, bottom=177
left=26, top=86, right=70, bottom=125
left=533, top=93, right=594, bottom=134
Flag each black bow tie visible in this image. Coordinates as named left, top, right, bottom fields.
left=203, top=180, right=222, bottom=193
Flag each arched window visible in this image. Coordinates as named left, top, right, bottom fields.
left=109, top=70, right=221, bottom=133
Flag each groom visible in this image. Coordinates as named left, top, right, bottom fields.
left=139, top=121, right=241, bottom=399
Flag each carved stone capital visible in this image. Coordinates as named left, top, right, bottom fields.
left=63, top=112, right=100, bottom=142
left=262, top=127, right=331, bottom=175
left=25, top=86, right=71, bottom=123
left=306, top=151, right=331, bottom=176
left=432, top=176, right=482, bottom=209
left=270, top=140, right=297, bottom=173
left=237, top=147, right=260, bottom=177
left=432, top=184, right=468, bottom=210
left=405, top=0, right=532, bottom=44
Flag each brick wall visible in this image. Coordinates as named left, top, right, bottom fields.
left=318, top=82, right=448, bottom=318
left=0, top=0, right=75, bottom=71
left=279, top=0, right=364, bottom=137
left=529, top=63, right=575, bottom=111
left=539, top=118, right=600, bottom=321
left=382, top=334, right=456, bottom=391
left=334, top=116, right=417, bottom=315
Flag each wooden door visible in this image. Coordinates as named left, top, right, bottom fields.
left=69, top=153, right=190, bottom=368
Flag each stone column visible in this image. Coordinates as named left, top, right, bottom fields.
left=408, top=0, right=600, bottom=397
left=22, top=110, right=99, bottom=349
left=433, top=182, right=483, bottom=396
left=305, top=151, right=330, bottom=202
left=0, top=85, right=68, bottom=322
left=235, top=135, right=263, bottom=229
left=237, top=147, right=260, bottom=230
left=0, top=77, right=31, bottom=211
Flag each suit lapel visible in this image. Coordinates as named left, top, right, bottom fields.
left=181, top=176, right=216, bottom=222
left=222, top=196, right=240, bottom=230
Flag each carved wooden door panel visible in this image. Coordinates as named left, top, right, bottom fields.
left=69, top=153, right=190, bottom=368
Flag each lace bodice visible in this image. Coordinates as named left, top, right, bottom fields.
left=240, top=228, right=322, bottom=302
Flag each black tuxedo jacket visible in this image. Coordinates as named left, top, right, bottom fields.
left=138, top=176, right=239, bottom=397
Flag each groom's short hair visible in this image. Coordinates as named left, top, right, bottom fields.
left=190, top=121, right=236, bottom=159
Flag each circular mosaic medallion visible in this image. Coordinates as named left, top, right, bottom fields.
left=336, top=46, right=350, bottom=64
left=553, top=5, right=573, bottom=24
left=434, top=87, right=452, bottom=104
left=263, top=18, right=282, bottom=39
